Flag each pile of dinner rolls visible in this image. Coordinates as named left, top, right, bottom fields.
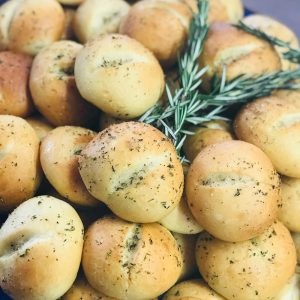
left=0, top=0, right=300, bottom=299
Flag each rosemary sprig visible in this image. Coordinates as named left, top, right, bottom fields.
left=236, top=21, right=300, bottom=64
left=140, top=0, right=300, bottom=162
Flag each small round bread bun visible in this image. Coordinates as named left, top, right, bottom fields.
left=0, top=0, right=65, bottom=55
left=199, top=23, right=281, bottom=91
left=274, top=273, right=300, bottom=300
left=243, top=14, right=299, bottom=70
left=186, top=140, right=280, bottom=242
left=163, top=279, right=226, bottom=300
left=78, top=122, right=184, bottom=223
left=73, top=0, right=130, bottom=44
left=61, top=8, right=76, bottom=41
left=234, top=92, right=300, bottom=178
left=159, top=193, right=203, bottom=235
left=0, top=196, right=84, bottom=300
left=75, top=34, right=165, bottom=119
left=279, top=177, right=300, bottom=233
left=40, top=126, right=99, bottom=207
left=184, top=0, right=244, bottom=24
left=196, top=221, right=297, bottom=300
left=63, top=276, right=119, bottom=300
left=0, top=51, right=34, bottom=117
left=173, top=233, right=198, bottom=281
left=0, top=115, right=42, bottom=213
left=82, top=215, right=182, bottom=299
left=183, top=120, right=234, bottom=162
left=26, top=115, right=54, bottom=141
left=292, top=233, right=300, bottom=265
left=30, top=40, right=98, bottom=126
left=120, top=0, right=193, bottom=67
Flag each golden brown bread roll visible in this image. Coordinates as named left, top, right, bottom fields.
left=159, top=193, right=203, bottom=235
left=120, top=0, right=193, bottom=67
left=234, top=91, right=300, bottom=178
left=199, top=23, right=281, bottom=91
left=0, top=51, right=34, bottom=117
left=243, top=14, right=299, bottom=71
left=173, top=233, right=198, bottom=281
left=185, top=0, right=244, bottom=24
left=40, top=126, right=100, bottom=207
left=30, top=40, right=98, bottom=126
left=278, top=177, right=300, bottom=233
left=63, top=276, right=119, bottom=300
left=26, top=115, right=54, bottom=141
left=74, top=34, right=165, bottom=119
left=186, top=140, right=280, bottom=242
left=78, top=122, right=184, bottom=223
left=0, top=115, right=42, bottom=213
left=82, top=215, right=182, bottom=299
left=163, top=279, right=226, bottom=300
left=0, top=0, right=65, bottom=55
left=196, top=221, right=297, bottom=300
left=73, top=0, right=130, bottom=44
left=183, top=120, right=234, bottom=162
left=0, top=196, right=84, bottom=300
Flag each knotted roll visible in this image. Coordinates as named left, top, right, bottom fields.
left=78, top=121, right=184, bottom=223
left=0, top=196, right=84, bottom=300
left=196, top=222, right=297, bottom=300
left=0, top=0, right=65, bottom=55
left=82, top=215, right=182, bottom=299
left=120, top=0, right=193, bottom=67
left=186, top=140, right=280, bottom=242
left=0, top=115, right=42, bottom=213
left=75, top=34, right=165, bottom=119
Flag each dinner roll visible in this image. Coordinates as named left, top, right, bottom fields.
left=82, top=215, right=182, bottom=299
left=274, top=273, right=300, bottom=300
left=26, top=115, right=53, bottom=141
left=292, top=233, right=300, bottom=265
left=78, top=122, right=184, bottom=223
left=119, top=0, right=193, bottom=67
left=199, top=23, right=281, bottom=91
left=196, top=221, right=297, bottom=300
left=278, top=177, right=300, bottom=233
left=73, top=0, right=130, bottom=44
left=243, top=14, right=299, bottom=70
left=186, top=140, right=280, bottom=242
left=0, top=0, right=65, bottom=55
left=0, top=51, right=34, bottom=117
left=183, top=120, right=234, bottom=162
left=185, top=0, right=244, bottom=24
left=173, top=233, right=198, bottom=281
left=159, top=193, right=203, bottom=235
left=75, top=34, right=165, bottom=119
left=63, top=276, right=119, bottom=300
left=0, top=196, right=84, bottom=300
left=163, top=279, right=226, bottom=300
left=30, top=40, right=98, bottom=126
left=40, top=126, right=99, bottom=207
left=234, top=92, right=300, bottom=178
left=0, top=115, right=42, bottom=213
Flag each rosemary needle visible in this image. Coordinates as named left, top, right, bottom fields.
left=236, top=21, right=300, bottom=64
